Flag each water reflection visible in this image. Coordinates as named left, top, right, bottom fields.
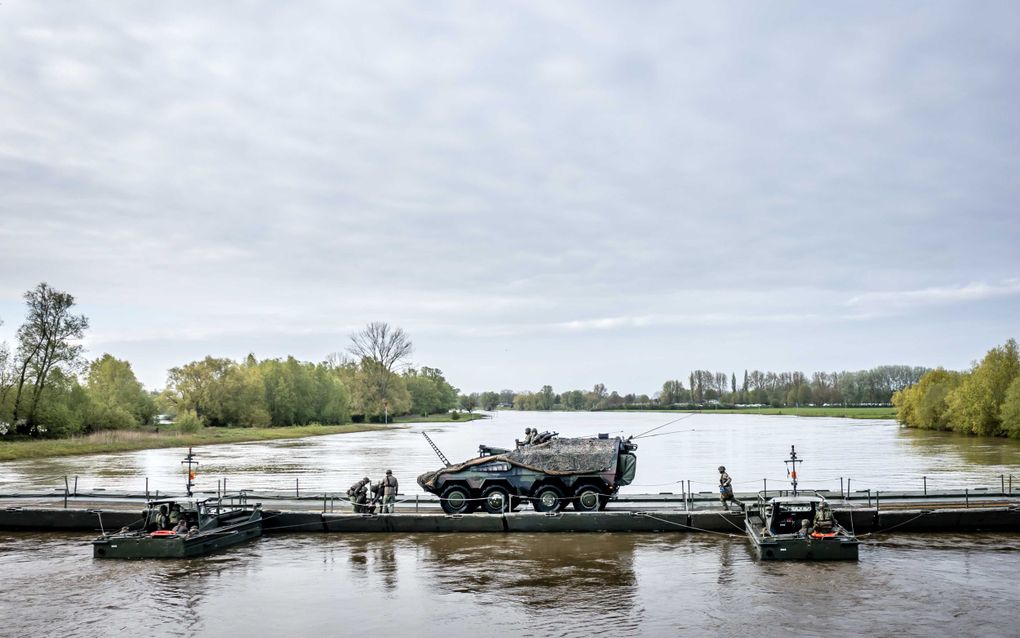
left=413, top=533, right=639, bottom=637
left=4, top=532, right=1020, bottom=637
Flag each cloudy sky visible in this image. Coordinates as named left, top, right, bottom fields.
left=1, top=2, right=1018, bottom=393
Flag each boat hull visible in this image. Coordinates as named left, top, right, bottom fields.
left=93, top=516, right=261, bottom=559
left=745, top=516, right=859, bottom=561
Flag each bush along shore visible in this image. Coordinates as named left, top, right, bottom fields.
left=894, top=338, right=1020, bottom=438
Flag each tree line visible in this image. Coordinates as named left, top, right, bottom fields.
left=0, top=284, right=459, bottom=438
left=464, top=365, right=927, bottom=413
left=893, top=338, right=1020, bottom=438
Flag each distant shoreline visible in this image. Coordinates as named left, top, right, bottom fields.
left=0, top=413, right=488, bottom=462
left=608, top=406, right=896, bottom=420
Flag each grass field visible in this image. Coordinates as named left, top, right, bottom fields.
left=0, top=423, right=393, bottom=462
left=620, top=406, right=897, bottom=419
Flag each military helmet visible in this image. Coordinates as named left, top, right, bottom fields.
left=525, top=427, right=532, bottom=433
left=385, top=469, right=392, bottom=475
left=363, top=476, right=369, bottom=482
left=718, top=466, right=726, bottom=472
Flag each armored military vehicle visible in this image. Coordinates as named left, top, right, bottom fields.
left=417, top=434, right=638, bottom=514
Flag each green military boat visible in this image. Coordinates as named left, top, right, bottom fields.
left=93, top=496, right=263, bottom=559
left=744, top=446, right=859, bottom=561
left=92, top=449, right=263, bottom=559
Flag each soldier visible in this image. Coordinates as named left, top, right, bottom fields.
left=367, top=480, right=383, bottom=514
left=156, top=504, right=170, bottom=529
left=718, top=466, right=744, bottom=511
left=347, top=476, right=370, bottom=513
left=813, top=502, right=834, bottom=533
left=173, top=518, right=189, bottom=534
left=381, top=469, right=399, bottom=514
left=521, top=427, right=534, bottom=446
left=168, top=504, right=181, bottom=528
left=798, top=518, right=812, bottom=537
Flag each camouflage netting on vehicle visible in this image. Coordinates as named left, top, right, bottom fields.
left=505, top=437, right=621, bottom=473
left=417, top=437, right=622, bottom=489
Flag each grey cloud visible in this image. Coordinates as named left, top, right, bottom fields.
left=1, top=1, right=1019, bottom=389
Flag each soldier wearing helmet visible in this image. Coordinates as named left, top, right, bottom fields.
left=718, top=466, right=744, bottom=512
left=381, top=469, right=398, bottom=514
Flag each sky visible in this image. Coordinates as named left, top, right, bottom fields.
left=1, top=2, right=1018, bottom=394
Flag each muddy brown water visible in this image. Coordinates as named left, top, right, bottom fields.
left=2, top=531, right=1019, bottom=637
left=2, top=413, right=1019, bottom=636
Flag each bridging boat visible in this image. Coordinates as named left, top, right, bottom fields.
left=92, top=448, right=263, bottom=559
left=744, top=445, right=859, bottom=561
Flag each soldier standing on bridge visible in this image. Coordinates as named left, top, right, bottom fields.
left=381, top=469, right=399, bottom=514
left=718, top=466, right=744, bottom=512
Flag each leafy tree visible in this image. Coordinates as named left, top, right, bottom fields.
left=85, top=354, right=156, bottom=429
left=946, top=339, right=1019, bottom=435
left=459, top=393, right=479, bottom=412
left=165, top=357, right=269, bottom=427
left=539, top=385, right=555, bottom=410
left=1000, top=377, right=1020, bottom=438
left=403, top=366, right=457, bottom=415
left=479, top=391, right=500, bottom=411
left=11, top=283, right=89, bottom=434
left=350, top=358, right=411, bottom=421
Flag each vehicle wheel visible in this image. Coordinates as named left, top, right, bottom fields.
left=440, top=485, right=473, bottom=514
left=481, top=486, right=511, bottom=514
left=573, top=485, right=603, bottom=512
left=532, top=485, right=564, bottom=513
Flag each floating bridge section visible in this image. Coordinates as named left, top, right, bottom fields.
left=1, top=490, right=1018, bottom=534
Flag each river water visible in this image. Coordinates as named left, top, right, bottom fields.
left=2, top=413, right=1020, bottom=637
left=2, top=531, right=1019, bottom=638
left=2, top=411, right=1018, bottom=496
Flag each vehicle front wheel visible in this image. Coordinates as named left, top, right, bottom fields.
left=531, top=485, right=564, bottom=513
left=440, top=485, right=473, bottom=514
left=481, top=486, right=511, bottom=514
left=573, top=485, right=603, bottom=512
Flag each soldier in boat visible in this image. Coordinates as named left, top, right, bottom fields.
left=813, top=501, right=835, bottom=533
left=718, top=466, right=744, bottom=511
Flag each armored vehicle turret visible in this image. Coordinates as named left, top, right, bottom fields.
left=417, top=434, right=638, bottom=514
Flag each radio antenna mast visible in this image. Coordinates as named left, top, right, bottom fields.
left=784, top=445, right=802, bottom=496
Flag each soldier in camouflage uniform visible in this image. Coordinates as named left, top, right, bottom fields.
left=347, top=477, right=370, bottom=513
left=381, top=470, right=398, bottom=514
left=718, top=466, right=744, bottom=511
left=813, top=502, right=834, bottom=533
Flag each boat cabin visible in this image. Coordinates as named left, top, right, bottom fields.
left=759, top=495, right=825, bottom=536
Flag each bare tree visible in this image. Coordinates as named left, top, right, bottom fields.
left=346, top=322, right=413, bottom=372
left=11, top=283, right=89, bottom=433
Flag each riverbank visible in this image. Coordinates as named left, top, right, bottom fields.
left=614, top=406, right=896, bottom=419
left=0, top=424, right=394, bottom=462
left=391, top=412, right=488, bottom=423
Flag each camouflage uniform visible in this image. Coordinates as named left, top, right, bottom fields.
left=814, top=504, right=834, bottom=532
left=347, top=477, right=370, bottom=513
left=382, top=471, right=398, bottom=514
left=718, top=467, right=743, bottom=511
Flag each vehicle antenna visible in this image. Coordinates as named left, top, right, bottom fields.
left=181, top=447, right=199, bottom=496
left=784, top=445, right=802, bottom=496
left=422, top=431, right=451, bottom=467
left=632, top=413, right=696, bottom=439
